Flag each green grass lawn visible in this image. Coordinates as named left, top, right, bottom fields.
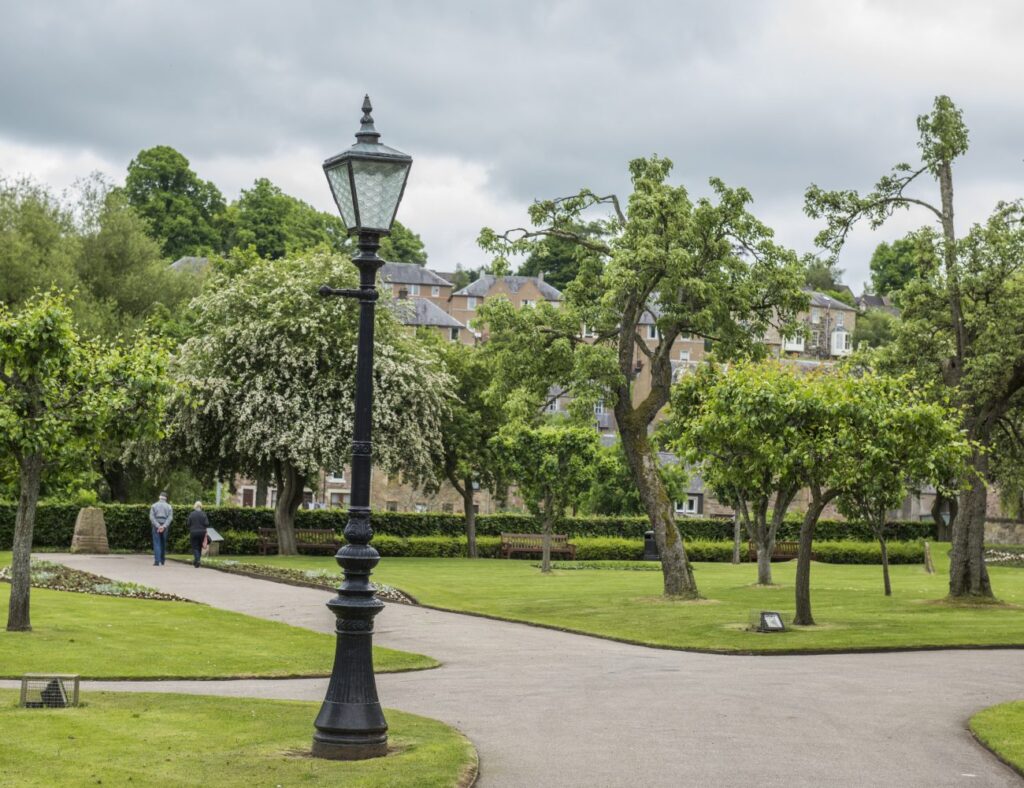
left=0, top=691, right=476, bottom=787
left=233, top=548, right=1024, bottom=653
left=0, top=553, right=436, bottom=679
left=970, top=700, right=1024, bottom=774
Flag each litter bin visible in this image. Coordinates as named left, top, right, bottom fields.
left=643, top=530, right=659, bottom=561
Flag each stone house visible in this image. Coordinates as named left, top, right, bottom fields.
left=448, top=274, right=562, bottom=338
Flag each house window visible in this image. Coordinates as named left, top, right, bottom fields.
left=836, top=311, right=845, bottom=327
left=329, top=492, right=349, bottom=509
left=678, top=349, right=690, bottom=362
left=648, top=325, right=659, bottom=340
left=466, top=296, right=478, bottom=311
left=241, top=487, right=255, bottom=507
left=582, top=325, right=597, bottom=338
left=327, top=470, right=345, bottom=483
left=811, top=308, right=821, bottom=324
left=442, top=503, right=454, bottom=513
left=594, top=399, right=605, bottom=415
left=521, top=299, right=535, bottom=308
left=674, top=494, right=703, bottom=516
left=267, top=488, right=277, bottom=507
left=679, top=332, right=692, bottom=340
left=449, top=327, right=460, bottom=342
left=432, top=285, right=441, bottom=297
left=385, top=500, right=398, bottom=512
left=408, top=284, right=420, bottom=296
left=414, top=502, right=428, bottom=513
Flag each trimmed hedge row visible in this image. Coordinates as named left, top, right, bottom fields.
left=182, top=531, right=923, bottom=564
left=0, top=501, right=938, bottom=551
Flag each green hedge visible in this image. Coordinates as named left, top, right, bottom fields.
left=0, top=501, right=938, bottom=551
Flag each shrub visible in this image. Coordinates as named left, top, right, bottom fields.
left=813, top=540, right=925, bottom=565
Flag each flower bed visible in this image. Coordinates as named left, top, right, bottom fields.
left=0, top=560, right=188, bottom=601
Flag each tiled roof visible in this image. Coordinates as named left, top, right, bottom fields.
left=392, top=297, right=465, bottom=329
left=453, top=274, right=562, bottom=301
left=807, top=290, right=857, bottom=312
left=170, top=256, right=210, bottom=273
left=380, top=262, right=452, bottom=287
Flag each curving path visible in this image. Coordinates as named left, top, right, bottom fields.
left=26, top=553, right=1024, bottom=787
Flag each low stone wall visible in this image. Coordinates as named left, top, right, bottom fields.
left=985, top=518, right=1024, bottom=545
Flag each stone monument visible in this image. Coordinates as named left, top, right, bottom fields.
left=70, top=507, right=109, bottom=554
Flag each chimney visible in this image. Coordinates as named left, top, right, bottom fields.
left=538, top=271, right=545, bottom=282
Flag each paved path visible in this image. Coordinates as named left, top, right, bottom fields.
left=30, top=553, right=1024, bottom=787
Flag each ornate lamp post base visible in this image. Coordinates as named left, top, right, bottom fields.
left=312, top=733, right=388, bottom=761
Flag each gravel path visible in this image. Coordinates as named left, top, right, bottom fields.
left=21, top=552, right=1024, bottom=787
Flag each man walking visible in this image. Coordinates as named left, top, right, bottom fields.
left=187, top=501, right=210, bottom=568
left=149, top=492, right=173, bottom=566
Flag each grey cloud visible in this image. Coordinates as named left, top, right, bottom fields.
left=2, top=0, right=1023, bottom=290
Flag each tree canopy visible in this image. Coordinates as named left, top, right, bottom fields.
left=869, top=231, right=939, bottom=296
left=479, top=155, right=807, bottom=597
left=124, top=146, right=225, bottom=259
left=167, top=249, right=451, bottom=553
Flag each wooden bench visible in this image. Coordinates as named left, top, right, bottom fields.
left=746, top=541, right=817, bottom=562
left=500, top=532, right=576, bottom=560
left=258, top=527, right=341, bottom=555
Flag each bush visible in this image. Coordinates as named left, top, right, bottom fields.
left=813, top=540, right=925, bottom=564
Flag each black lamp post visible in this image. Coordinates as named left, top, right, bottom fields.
left=312, top=95, right=412, bottom=761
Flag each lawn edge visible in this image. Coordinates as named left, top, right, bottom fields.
left=187, top=558, right=1024, bottom=657
left=968, top=716, right=1024, bottom=781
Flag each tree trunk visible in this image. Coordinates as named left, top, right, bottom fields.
left=756, top=538, right=773, bottom=586
left=274, top=462, right=304, bottom=556
left=541, top=505, right=553, bottom=573
left=101, top=459, right=130, bottom=504
left=618, top=423, right=698, bottom=597
left=949, top=448, right=992, bottom=597
left=462, top=478, right=478, bottom=559
left=7, top=453, right=43, bottom=632
left=731, top=516, right=742, bottom=565
left=879, top=537, right=892, bottom=596
left=794, top=499, right=827, bottom=626
left=255, top=475, right=269, bottom=508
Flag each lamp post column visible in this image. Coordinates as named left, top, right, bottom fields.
left=312, top=232, right=388, bottom=760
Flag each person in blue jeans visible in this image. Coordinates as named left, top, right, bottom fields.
left=149, top=492, right=173, bottom=565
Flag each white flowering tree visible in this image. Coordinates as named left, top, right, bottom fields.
left=168, top=249, right=451, bottom=554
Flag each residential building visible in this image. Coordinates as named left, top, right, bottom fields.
left=449, top=274, right=562, bottom=337
left=765, top=290, right=857, bottom=361
left=380, top=262, right=453, bottom=309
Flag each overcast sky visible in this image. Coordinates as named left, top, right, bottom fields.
left=2, top=0, right=1022, bottom=291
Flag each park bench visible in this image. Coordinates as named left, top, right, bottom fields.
left=257, top=527, right=341, bottom=555
left=500, top=532, right=577, bottom=560
left=746, top=541, right=814, bottom=562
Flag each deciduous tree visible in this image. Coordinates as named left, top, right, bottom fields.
left=1, top=292, right=167, bottom=630
left=167, top=250, right=450, bottom=554
left=479, top=156, right=807, bottom=597
left=806, top=95, right=1024, bottom=598
left=493, top=422, right=599, bottom=572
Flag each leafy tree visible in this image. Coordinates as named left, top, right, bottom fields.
left=379, top=221, right=427, bottom=263
left=516, top=221, right=606, bottom=291
left=1, top=292, right=168, bottom=630
left=578, top=442, right=644, bottom=516
left=806, top=95, right=1024, bottom=598
left=479, top=156, right=807, bottom=597
left=852, top=308, right=898, bottom=349
left=869, top=231, right=939, bottom=295
left=668, top=362, right=820, bottom=586
left=167, top=250, right=450, bottom=554
left=493, top=422, right=600, bottom=572
left=224, top=177, right=348, bottom=259
left=124, top=146, right=225, bottom=258
left=834, top=375, right=967, bottom=596
left=449, top=263, right=480, bottom=291
left=804, top=256, right=845, bottom=291
left=423, top=337, right=507, bottom=557
left=0, top=179, right=79, bottom=307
